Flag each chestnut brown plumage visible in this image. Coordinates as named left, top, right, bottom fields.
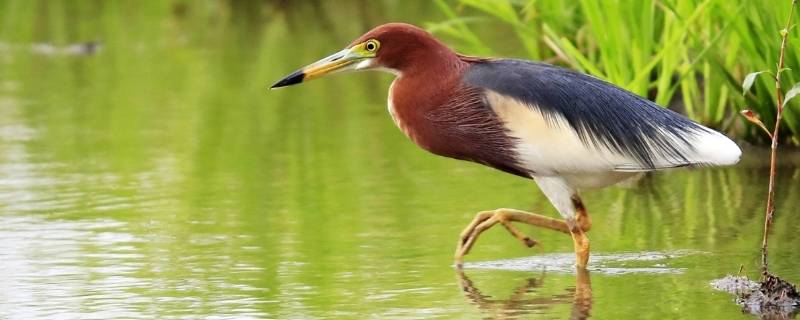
left=270, top=23, right=742, bottom=269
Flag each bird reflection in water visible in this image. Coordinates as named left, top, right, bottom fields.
left=456, top=268, right=592, bottom=320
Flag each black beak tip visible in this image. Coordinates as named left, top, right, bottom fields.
left=269, top=70, right=305, bottom=90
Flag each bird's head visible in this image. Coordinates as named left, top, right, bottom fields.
left=270, top=23, right=455, bottom=89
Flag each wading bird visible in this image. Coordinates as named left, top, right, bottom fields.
left=270, top=23, right=741, bottom=268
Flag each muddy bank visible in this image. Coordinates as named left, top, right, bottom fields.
left=712, top=274, right=800, bottom=319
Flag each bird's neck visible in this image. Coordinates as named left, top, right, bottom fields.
left=391, top=52, right=470, bottom=105
left=387, top=54, right=472, bottom=146
left=400, top=47, right=468, bottom=79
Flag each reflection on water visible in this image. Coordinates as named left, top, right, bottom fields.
left=458, top=268, right=592, bottom=320
left=1, top=1, right=800, bottom=319
left=457, top=250, right=705, bottom=319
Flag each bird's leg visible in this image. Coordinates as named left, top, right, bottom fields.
left=455, top=208, right=570, bottom=264
left=571, top=195, right=592, bottom=232
left=455, top=196, right=594, bottom=267
left=570, top=195, right=591, bottom=268
left=566, top=218, right=590, bottom=269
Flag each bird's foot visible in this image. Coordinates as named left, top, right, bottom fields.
left=454, top=208, right=569, bottom=264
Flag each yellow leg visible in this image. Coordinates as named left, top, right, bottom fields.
left=455, top=196, right=593, bottom=267
left=571, top=195, right=592, bottom=232
left=455, top=208, right=570, bottom=264
left=567, top=219, right=590, bottom=269
left=571, top=195, right=591, bottom=268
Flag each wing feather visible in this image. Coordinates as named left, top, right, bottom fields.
left=464, top=59, right=741, bottom=172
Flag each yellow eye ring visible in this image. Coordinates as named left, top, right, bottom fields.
left=364, top=39, right=380, bottom=52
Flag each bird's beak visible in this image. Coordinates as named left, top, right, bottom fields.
left=270, top=47, right=371, bottom=89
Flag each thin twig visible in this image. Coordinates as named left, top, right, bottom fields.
left=760, top=0, right=797, bottom=276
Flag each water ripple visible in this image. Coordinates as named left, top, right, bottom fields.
left=0, top=215, right=270, bottom=319
left=460, top=250, right=701, bottom=274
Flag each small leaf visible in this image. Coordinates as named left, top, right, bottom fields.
left=742, top=71, right=768, bottom=96
left=783, top=83, right=800, bottom=108
left=778, top=67, right=792, bottom=76
left=740, top=109, right=773, bottom=138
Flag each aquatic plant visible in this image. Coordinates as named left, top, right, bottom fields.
left=714, top=0, right=800, bottom=317
left=740, top=0, right=799, bottom=275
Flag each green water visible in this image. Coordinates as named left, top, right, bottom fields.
left=1, top=1, right=799, bottom=319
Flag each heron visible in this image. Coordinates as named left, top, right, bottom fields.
left=270, top=23, right=741, bottom=269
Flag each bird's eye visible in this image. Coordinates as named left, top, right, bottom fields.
left=365, top=40, right=379, bottom=52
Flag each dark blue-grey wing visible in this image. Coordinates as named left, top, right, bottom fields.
left=462, top=59, right=737, bottom=170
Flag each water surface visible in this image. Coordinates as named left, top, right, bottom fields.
left=1, top=2, right=799, bottom=319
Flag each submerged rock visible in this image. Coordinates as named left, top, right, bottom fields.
left=711, top=273, right=800, bottom=319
